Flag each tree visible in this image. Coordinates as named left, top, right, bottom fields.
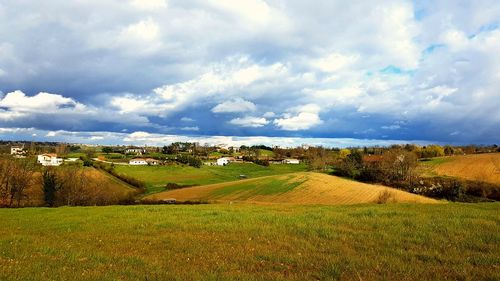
left=42, top=168, right=58, bottom=207
left=444, top=145, right=454, bottom=156
left=380, top=149, right=418, bottom=183
left=0, top=159, right=15, bottom=207
left=336, top=150, right=363, bottom=178
left=8, top=159, right=36, bottom=207
left=102, top=147, right=113, bottom=154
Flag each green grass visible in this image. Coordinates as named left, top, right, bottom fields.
left=114, top=163, right=308, bottom=195
left=64, top=152, right=85, bottom=158
left=417, top=157, right=453, bottom=176
left=0, top=203, right=498, bottom=280
left=258, top=149, right=275, bottom=157
left=210, top=175, right=306, bottom=199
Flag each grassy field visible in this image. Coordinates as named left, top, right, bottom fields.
left=115, top=163, right=307, bottom=194
left=147, top=172, right=439, bottom=204
left=419, top=153, right=500, bottom=184
left=0, top=203, right=498, bottom=280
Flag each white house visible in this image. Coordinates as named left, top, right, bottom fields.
left=129, top=158, right=148, bottom=165
left=125, top=147, right=145, bottom=155
left=216, top=157, right=234, bottom=166
left=283, top=158, right=300, bottom=164
left=10, top=146, right=25, bottom=156
left=129, top=158, right=159, bottom=165
left=37, top=154, right=63, bottom=166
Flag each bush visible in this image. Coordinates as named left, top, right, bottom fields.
left=376, top=189, right=395, bottom=204
left=254, top=159, right=270, bottom=166
left=176, top=154, right=202, bottom=168
left=165, top=183, right=196, bottom=190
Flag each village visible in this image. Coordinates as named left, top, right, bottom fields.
left=6, top=143, right=301, bottom=167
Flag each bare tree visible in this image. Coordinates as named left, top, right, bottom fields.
left=0, top=159, right=15, bottom=206
left=0, top=158, right=37, bottom=207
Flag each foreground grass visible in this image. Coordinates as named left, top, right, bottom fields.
left=1, top=203, right=499, bottom=280
left=115, top=163, right=307, bottom=194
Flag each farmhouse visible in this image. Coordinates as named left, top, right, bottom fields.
left=10, top=146, right=26, bottom=158
left=129, top=158, right=159, bottom=165
left=283, top=158, right=300, bottom=164
left=10, top=146, right=25, bottom=155
left=217, top=157, right=235, bottom=166
left=125, top=146, right=145, bottom=155
left=37, top=154, right=63, bottom=166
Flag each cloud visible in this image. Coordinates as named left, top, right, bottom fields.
left=211, top=98, right=256, bottom=113
left=0, top=127, right=435, bottom=148
left=0, top=90, right=154, bottom=131
left=229, top=116, right=269, bottom=128
left=110, top=57, right=289, bottom=116
left=274, top=104, right=323, bottom=131
left=311, top=53, right=359, bottom=72
left=0, top=1, right=499, bottom=143
left=180, top=126, right=199, bottom=131
left=180, top=117, right=195, bottom=122
left=0, top=90, right=83, bottom=113
left=130, top=0, right=168, bottom=10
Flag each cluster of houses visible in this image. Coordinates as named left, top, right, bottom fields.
left=10, top=145, right=69, bottom=166
left=9, top=144, right=300, bottom=167
left=213, top=157, right=300, bottom=166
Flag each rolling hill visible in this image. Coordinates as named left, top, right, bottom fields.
left=114, top=163, right=307, bottom=194
left=419, top=153, right=500, bottom=184
left=146, top=172, right=439, bottom=204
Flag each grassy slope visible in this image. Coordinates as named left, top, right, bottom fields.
left=23, top=167, right=136, bottom=206
left=418, top=153, right=500, bottom=183
left=147, top=172, right=439, bottom=204
left=0, top=203, right=498, bottom=280
left=115, top=163, right=308, bottom=194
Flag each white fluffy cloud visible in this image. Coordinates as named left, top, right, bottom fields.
left=211, top=98, right=256, bottom=113
left=229, top=116, right=269, bottom=127
left=130, top=0, right=167, bottom=10
left=274, top=104, right=323, bottom=131
left=0, top=1, right=499, bottom=143
left=110, top=57, right=289, bottom=116
left=0, top=90, right=83, bottom=112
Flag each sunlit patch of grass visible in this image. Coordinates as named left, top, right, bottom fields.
left=115, top=163, right=308, bottom=194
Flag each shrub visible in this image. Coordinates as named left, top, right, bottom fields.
left=254, top=159, right=270, bottom=166
left=376, top=189, right=395, bottom=204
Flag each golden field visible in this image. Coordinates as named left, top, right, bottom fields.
left=147, top=172, right=440, bottom=204
left=421, top=153, right=500, bottom=184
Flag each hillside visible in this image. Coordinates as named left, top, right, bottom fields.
left=114, top=163, right=307, bottom=194
left=419, top=153, right=500, bottom=184
left=147, top=172, right=439, bottom=204
left=0, top=203, right=498, bottom=280
left=23, top=167, right=136, bottom=206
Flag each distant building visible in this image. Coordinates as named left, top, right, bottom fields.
left=37, top=154, right=63, bottom=166
left=10, top=146, right=25, bottom=156
left=125, top=147, right=145, bottom=155
left=283, top=158, right=300, bottom=164
left=217, top=157, right=235, bottom=166
left=129, top=158, right=159, bottom=165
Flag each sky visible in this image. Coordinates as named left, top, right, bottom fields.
left=0, top=0, right=499, bottom=147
